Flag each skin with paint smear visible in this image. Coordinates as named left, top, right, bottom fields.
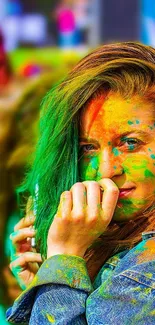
left=79, top=92, right=155, bottom=221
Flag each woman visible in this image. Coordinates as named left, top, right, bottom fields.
left=7, top=42, right=155, bottom=324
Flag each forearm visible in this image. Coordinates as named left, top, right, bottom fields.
left=6, top=255, right=93, bottom=324
left=30, top=283, right=88, bottom=324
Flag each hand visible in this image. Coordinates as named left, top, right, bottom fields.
left=10, top=197, right=42, bottom=290
left=47, top=179, right=119, bottom=259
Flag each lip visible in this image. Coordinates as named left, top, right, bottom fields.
left=119, top=188, right=135, bottom=198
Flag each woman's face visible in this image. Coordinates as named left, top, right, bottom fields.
left=79, top=92, right=155, bottom=222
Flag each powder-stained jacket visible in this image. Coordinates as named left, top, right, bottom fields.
left=6, top=233, right=155, bottom=324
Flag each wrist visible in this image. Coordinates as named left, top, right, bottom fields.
left=47, top=245, right=86, bottom=259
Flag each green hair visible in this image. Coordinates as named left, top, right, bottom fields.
left=19, top=42, right=155, bottom=258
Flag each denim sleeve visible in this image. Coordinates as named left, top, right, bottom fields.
left=6, top=255, right=93, bottom=324
left=86, top=237, right=155, bottom=325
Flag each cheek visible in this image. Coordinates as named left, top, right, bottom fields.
left=79, top=156, right=99, bottom=181
left=122, top=153, right=155, bottom=182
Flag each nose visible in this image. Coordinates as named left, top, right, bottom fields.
left=97, top=148, right=124, bottom=179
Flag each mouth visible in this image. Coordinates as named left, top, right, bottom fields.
left=119, top=188, right=135, bottom=198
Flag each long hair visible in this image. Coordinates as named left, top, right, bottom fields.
left=20, top=42, right=155, bottom=281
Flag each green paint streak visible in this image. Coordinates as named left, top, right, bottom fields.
left=136, top=120, right=140, bottom=124
left=144, top=169, right=154, bottom=178
left=150, top=154, right=155, bottom=159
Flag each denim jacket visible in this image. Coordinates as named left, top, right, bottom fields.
left=6, top=232, right=155, bottom=325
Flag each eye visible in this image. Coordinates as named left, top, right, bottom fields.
left=79, top=143, right=98, bottom=153
left=120, top=137, right=143, bottom=150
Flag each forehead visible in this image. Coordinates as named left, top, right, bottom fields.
left=80, top=92, right=154, bottom=136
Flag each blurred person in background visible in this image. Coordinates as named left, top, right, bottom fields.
left=54, top=0, right=77, bottom=49
left=6, top=41, right=155, bottom=324
left=72, top=0, right=90, bottom=47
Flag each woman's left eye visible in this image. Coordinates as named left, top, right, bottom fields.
left=121, top=138, right=143, bottom=150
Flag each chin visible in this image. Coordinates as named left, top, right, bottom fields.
left=112, top=206, right=144, bottom=223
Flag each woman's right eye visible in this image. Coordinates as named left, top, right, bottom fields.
left=80, top=144, right=97, bottom=153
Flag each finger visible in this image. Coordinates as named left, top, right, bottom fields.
left=10, top=252, right=42, bottom=270
left=26, top=196, right=33, bottom=214
left=98, top=178, right=119, bottom=221
left=10, top=227, right=36, bottom=244
left=14, top=197, right=34, bottom=231
left=71, top=183, right=86, bottom=218
left=57, top=191, right=72, bottom=219
left=82, top=181, right=100, bottom=207
left=10, top=241, right=17, bottom=260
left=14, top=213, right=35, bottom=232
left=82, top=181, right=101, bottom=221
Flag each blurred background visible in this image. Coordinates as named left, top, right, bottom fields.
left=0, top=0, right=155, bottom=323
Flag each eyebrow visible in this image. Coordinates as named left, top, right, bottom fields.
left=79, top=131, right=150, bottom=142
left=119, top=130, right=151, bottom=138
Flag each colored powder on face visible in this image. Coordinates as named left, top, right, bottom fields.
left=117, top=199, right=139, bottom=216
left=112, top=148, right=121, bottom=156
left=118, top=197, right=148, bottom=217
left=128, top=145, right=136, bottom=151
left=132, top=161, right=148, bottom=170
left=149, top=126, right=153, bottom=130
left=86, top=95, right=108, bottom=134
left=90, top=156, right=98, bottom=170
left=150, top=154, right=155, bottom=159
left=144, top=169, right=154, bottom=178
left=136, top=120, right=140, bottom=124
left=123, top=157, right=148, bottom=175
left=128, top=120, right=134, bottom=125
left=79, top=156, right=98, bottom=181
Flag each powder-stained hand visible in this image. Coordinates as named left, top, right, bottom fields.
left=47, top=178, right=119, bottom=259
left=9, top=197, right=42, bottom=290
